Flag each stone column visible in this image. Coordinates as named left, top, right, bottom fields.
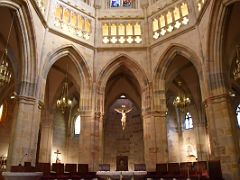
left=143, top=111, right=168, bottom=171
left=78, top=111, right=95, bottom=171
left=38, top=109, right=53, bottom=163
left=205, top=95, right=240, bottom=180
left=7, top=96, right=41, bottom=168
left=194, top=122, right=209, bottom=161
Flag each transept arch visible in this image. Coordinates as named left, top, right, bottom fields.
left=0, top=0, right=37, bottom=97
left=153, top=44, right=204, bottom=110
left=207, top=0, right=240, bottom=96
left=96, top=53, right=150, bottom=113
left=42, top=45, right=92, bottom=110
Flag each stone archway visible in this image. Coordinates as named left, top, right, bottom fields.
left=205, top=0, right=240, bottom=179
left=96, top=55, right=154, bottom=170
left=0, top=1, right=39, bottom=168
left=38, top=45, right=92, bottom=165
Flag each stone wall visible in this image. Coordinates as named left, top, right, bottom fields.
left=103, top=99, right=144, bottom=171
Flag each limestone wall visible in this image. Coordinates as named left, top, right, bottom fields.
left=103, top=99, right=144, bottom=171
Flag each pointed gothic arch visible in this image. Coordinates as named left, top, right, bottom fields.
left=207, top=0, right=240, bottom=96
left=42, top=45, right=92, bottom=110
left=0, top=1, right=37, bottom=97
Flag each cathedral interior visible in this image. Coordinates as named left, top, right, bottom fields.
left=0, top=0, right=240, bottom=179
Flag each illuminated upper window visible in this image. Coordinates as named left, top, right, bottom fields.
left=110, top=0, right=134, bottom=8
left=184, top=112, right=193, bottom=130
left=236, top=104, right=240, bottom=127
left=0, top=105, right=3, bottom=123
left=74, top=115, right=81, bottom=135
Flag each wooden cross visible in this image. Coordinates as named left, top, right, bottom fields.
left=54, top=149, right=61, bottom=163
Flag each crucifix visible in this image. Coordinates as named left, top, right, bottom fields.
left=114, top=105, right=132, bottom=130
left=54, top=149, right=61, bottom=163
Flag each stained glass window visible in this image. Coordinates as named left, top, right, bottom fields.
left=111, top=0, right=121, bottom=7
left=110, top=0, right=134, bottom=8
left=184, top=112, right=193, bottom=130
left=74, top=115, right=81, bottom=135
left=236, top=104, right=240, bottom=127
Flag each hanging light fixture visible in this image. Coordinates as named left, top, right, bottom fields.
left=56, top=65, right=72, bottom=113
left=0, top=13, right=15, bottom=88
left=173, top=95, right=191, bottom=112
left=233, top=45, right=240, bottom=82
left=173, top=81, right=191, bottom=112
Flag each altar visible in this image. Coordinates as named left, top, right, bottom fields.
left=2, top=172, right=43, bottom=180
left=96, top=171, right=147, bottom=179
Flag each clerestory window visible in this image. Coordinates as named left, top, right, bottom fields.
left=110, top=0, right=135, bottom=8
left=74, top=115, right=81, bottom=135
left=236, top=104, right=240, bottom=127
left=184, top=112, right=193, bottom=130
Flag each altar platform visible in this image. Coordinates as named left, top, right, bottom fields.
left=96, top=171, right=147, bottom=179
left=2, top=172, right=43, bottom=180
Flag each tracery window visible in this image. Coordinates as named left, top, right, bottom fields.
left=0, top=105, right=3, bottom=123
left=110, top=0, right=134, bottom=8
left=184, top=112, right=193, bottom=130
left=236, top=104, right=240, bottom=127
left=74, top=115, right=81, bottom=135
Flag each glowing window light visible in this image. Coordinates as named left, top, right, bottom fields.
left=74, top=115, right=81, bottom=135
left=102, top=24, right=109, bottom=36
left=166, top=11, right=173, bottom=24
left=135, top=36, right=142, bottom=43
left=110, top=36, right=117, bottom=43
left=118, top=24, right=125, bottom=36
left=71, top=13, right=77, bottom=27
left=184, top=112, right=193, bottom=130
left=153, top=19, right=159, bottom=32
left=55, top=5, right=63, bottom=20
left=127, top=36, right=133, bottom=43
left=126, top=23, right=133, bottom=36
left=111, top=24, right=117, bottom=36
left=236, top=104, right=240, bottom=127
left=182, top=16, right=189, bottom=25
left=173, top=7, right=180, bottom=21
left=78, top=16, right=84, bottom=30
left=160, top=28, right=166, bottom=36
left=63, top=9, right=70, bottom=24
left=175, top=21, right=181, bottom=29
left=134, top=23, right=141, bottom=36
left=119, top=36, right=125, bottom=43
left=181, top=3, right=189, bottom=17
left=159, top=15, right=165, bottom=28
left=85, top=20, right=91, bottom=33
left=153, top=32, right=160, bottom=39
left=103, top=37, right=109, bottom=43
left=0, top=105, right=3, bottom=123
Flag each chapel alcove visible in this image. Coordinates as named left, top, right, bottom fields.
left=38, top=56, right=80, bottom=164
left=164, top=54, right=209, bottom=162
left=0, top=7, right=21, bottom=168
left=103, top=64, right=144, bottom=171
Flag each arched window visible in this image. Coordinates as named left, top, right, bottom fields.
left=74, top=115, right=81, bottom=135
left=236, top=104, right=240, bottom=127
left=184, top=112, right=193, bottom=130
left=0, top=105, right=3, bottom=123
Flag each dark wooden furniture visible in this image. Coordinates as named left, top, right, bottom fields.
left=99, top=164, right=110, bottom=171
left=116, top=156, right=128, bottom=171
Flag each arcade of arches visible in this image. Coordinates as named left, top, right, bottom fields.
left=0, top=0, right=240, bottom=179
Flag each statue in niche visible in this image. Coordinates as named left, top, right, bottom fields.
left=114, top=105, right=132, bottom=130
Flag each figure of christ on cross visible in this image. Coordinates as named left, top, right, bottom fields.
left=114, top=105, right=132, bottom=130
left=54, top=149, right=61, bottom=163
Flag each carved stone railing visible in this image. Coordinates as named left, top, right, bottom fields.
left=52, top=0, right=93, bottom=42
left=35, top=0, right=48, bottom=16
left=151, top=1, right=189, bottom=40
left=101, top=21, right=143, bottom=44
left=195, top=0, right=208, bottom=12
